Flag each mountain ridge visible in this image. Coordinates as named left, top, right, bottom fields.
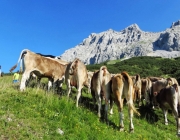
left=60, top=20, right=180, bottom=64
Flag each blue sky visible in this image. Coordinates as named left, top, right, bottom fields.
left=0, top=0, right=180, bottom=73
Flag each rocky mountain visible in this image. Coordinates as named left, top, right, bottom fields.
left=60, top=20, right=180, bottom=64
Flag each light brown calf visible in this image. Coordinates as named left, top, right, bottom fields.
left=65, top=58, right=89, bottom=107
left=111, top=71, right=140, bottom=133
left=10, top=49, right=68, bottom=91
left=141, top=78, right=152, bottom=106
left=87, top=71, right=94, bottom=93
left=131, top=74, right=142, bottom=106
left=91, top=66, right=112, bottom=120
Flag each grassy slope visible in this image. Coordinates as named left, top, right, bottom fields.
left=0, top=75, right=178, bottom=140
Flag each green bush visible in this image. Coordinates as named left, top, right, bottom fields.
left=87, top=56, right=180, bottom=83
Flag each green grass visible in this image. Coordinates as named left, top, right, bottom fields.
left=0, top=75, right=179, bottom=140
left=106, top=60, right=121, bottom=65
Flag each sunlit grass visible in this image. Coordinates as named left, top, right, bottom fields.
left=0, top=75, right=178, bottom=139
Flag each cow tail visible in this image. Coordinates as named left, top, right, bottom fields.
left=128, top=100, right=140, bottom=116
left=9, top=64, right=18, bottom=73
left=136, top=74, right=141, bottom=83
left=121, top=71, right=140, bottom=116
left=9, top=49, right=28, bottom=73
left=99, top=66, right=107, bottom=85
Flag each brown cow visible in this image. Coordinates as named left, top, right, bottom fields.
left=141, top=77, right=152, bottom=106
left=111, top=71, right=140, bottom=133
left=91, top=66, right=112, bottom=120
left=65, top=58, right=89, bottom=107
left=87, top=71, right=94, bottom=93
left=34, top=53, right=69, bottom=91
left=131, top=74, right=142, bottom=106
left=10, top=49, right=68, bottom=91
left=153, top=84, right=180, bottom=136
left=150, top=78, right=173, bottom=108
left=148, top=76, right=163, bottom=82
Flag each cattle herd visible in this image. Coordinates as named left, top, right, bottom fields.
left=9, top=49, right=180, bottom=136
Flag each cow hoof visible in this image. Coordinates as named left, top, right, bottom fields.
left=177, top=133, right=180, bottom=137
left=109, top=111, right=113, bottom=115
left=20, top=88, right=25, bottom=92
left=119, top=127, right=124, bottom=132
left=129, top=129, right=134, bottom=133
left=98, top=113, right=101, bottom=117
left=165, top=122, right=168, bottom=125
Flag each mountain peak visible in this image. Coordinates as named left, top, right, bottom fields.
left=126, top=23, right=141, bottom=31
left=60, top=20, right=180, bottom=65
left=171, top=20, right=180, bottom=28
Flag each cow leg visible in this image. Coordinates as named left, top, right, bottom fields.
left=138, top=89, right=142, bottom=107
left=88, top=86, right=91, bottom=94
left=48, top=80, right=53, bottom=92
left=52, top=80, right=60, bottom=93
left=177, top=118, right=180, bottom=137
left=171, top=105, right=180, bottom=136
left=109, top=96, right=114, bottom=115
left=104, top=91, right=110, bottom=122
left=25, top=73, right=32, bottom=87
left=76, top=86, right=82, bottom=107
left=119, top=111, right=124, bottom=132
left=177, top=104, right=180, bottom=137
left=57, top=81, right=63, bottom=94
left=118, top=99, right=124, bottom=131
left=57, top=77, right=65, bottom=94
left=145, top=90, right=150, bottom=106
left=91, top=90, right=96, bottom=109
left=128, top=103, right=134, bottom=133
left=162, top=108, right=168, bottom=125
left=20, top=71, right=31, bottom=91
left=37, top=77, right=41, bottom=89
left=95, top=90, right=102, bottom=118
left=66, top=79, right=71, bottom=97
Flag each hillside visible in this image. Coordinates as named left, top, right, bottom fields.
left=86, top=56, right=180, bottom=83
left=60, top=20, right=180, bottom=64
left=0, top=75, right=179, bottom=139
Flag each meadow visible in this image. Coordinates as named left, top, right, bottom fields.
left=0, top=74, right=179, bottom=140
